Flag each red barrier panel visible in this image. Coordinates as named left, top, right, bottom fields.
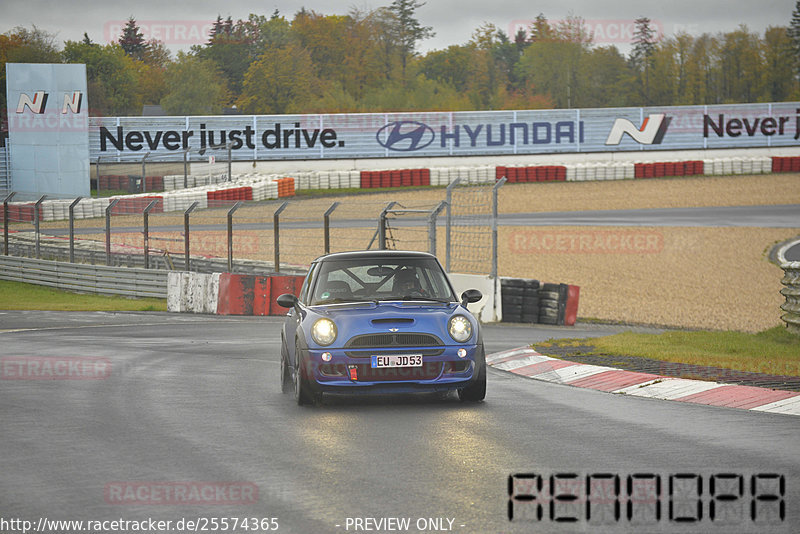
left=664, top=162, right=675, bottom=176
left=252, top=276, right=271, bottom=316
left=564, top=285, right=580, bottom=326
left=556, top=166, right=567, bottom=181
left=496, top=166, right=507, bottom=180
left=634, top=163, right=645, bottom=178
left=420, top=168, right=431, bottom=186
left=401, top=169, right=412, bottom=186
left=269, top=275, right=305, bottom=316
left=217, top=274, right=273, bottom=315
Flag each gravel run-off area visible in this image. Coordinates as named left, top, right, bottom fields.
left=60, top=174, right=799, bottom=332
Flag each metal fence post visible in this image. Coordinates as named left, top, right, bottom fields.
left=227, top=201, right=244, bottom=272
left=378, top=201, right=397, bottom=251
left=323, top=201, right=339, bottom=254
left=428, top=201, right=447, bottom=256
left=105, top=198, right=120, bottom=266
left=68, top=197, right=82, bottom=263
left=34, top=195, right=46, bottom=259
left=227, top=142, right=232, bottom=181
left=3, top=192, right=15, bottom=255
left=183, top=149, right=189, bottom=189
left=142, top=199, right=160, bottom=269
left=491, top=177, right=507, bottom=279
left=273, top=201, right=289, bottom=272
left=95, top=156, right=102, bottom=196
left=445, top=178, right=461, bottom=271
left=184, top=201, right=199, bottom=271
left=141, top=151, right=151, bottom=193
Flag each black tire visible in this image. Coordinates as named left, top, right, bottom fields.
left=280, top=338, right=292, bottom=394
left=541, top=283, right=561, bottom=293
left=539, top=307, right=558, bottom=318
left=459, top=361, right=486, bottom=402
left=538, top=315, right=558, bottom=325
left=502, top=278, right=527, bottom=288
left=523, top=288, right=540, bottom=298
left=502, top=303, right=523, bottom=315
left=522, top=279, right=541, bottom=290
left=501, top=286, right=525, bottom=297
left=540, top=291, right=560, bottom=301
left=294, top=340, right=318, bottom=406
left=539, top=299, right=558, bottom=310
left=503, top=294, right=523, bottom=306
left=521, top=313, right=538, bottom=323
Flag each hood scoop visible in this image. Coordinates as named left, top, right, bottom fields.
left=371, top=318, right=414, bottom=325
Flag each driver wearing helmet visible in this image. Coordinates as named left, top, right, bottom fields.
left=393, top=268, right=424, bottom=296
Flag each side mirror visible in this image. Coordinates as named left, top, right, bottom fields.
left=460, top=289, right=482, bottom=307
left=277, top=293, right=298, bottom=309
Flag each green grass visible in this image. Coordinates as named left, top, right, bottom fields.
left=0, top=279, right=167, bottom=312
left=542, top=327, right=800, bottom=377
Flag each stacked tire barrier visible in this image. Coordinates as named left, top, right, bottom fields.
left=781, top=262, right=800, bottom=335
left=7, top=153, right=798, bottom=222
left=168, top=271, right=305, bottom=315
left=500, top=278, right=579, bottom=326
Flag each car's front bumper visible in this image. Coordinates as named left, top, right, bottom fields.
left=301, top=345, right=482, bottom=394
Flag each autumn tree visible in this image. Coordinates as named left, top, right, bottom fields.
left=630, top=17, right=658, bottom=105
left=763, top=26, right=797, bottom=100
left=237, top=43, right=319, bottom=114
left=0, top=26, right=61, bottom=123
left=160, top=52, right=229, bottom=115
left=63, top=40, right=140, bottom=115
left=389, top=0, right=434, bottom=77
left=118, top=17, right=148, bottom=60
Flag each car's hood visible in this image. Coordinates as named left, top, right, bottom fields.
left=303, top=301, right=476, bottom=348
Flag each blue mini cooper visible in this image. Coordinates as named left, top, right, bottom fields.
left=277, top=250, right=486, bottom=405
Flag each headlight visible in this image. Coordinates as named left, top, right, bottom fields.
left=448, top=315, right=472, bottom=343
left=311, top=318, right=337, bottom=346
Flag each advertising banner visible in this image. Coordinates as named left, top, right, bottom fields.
left=83, top=101, right=800, bottom=163
left=6, top=63, right=90, bottom=199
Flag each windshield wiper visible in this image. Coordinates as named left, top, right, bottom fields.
left=313, top=297, right=377, bottom=305
left=381, top=295, right=452, bottom=303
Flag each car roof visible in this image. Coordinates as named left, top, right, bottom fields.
left=313, top=250, right=437, bottom=263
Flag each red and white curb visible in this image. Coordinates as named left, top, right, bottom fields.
left=487, top=347, right=800, bottom=416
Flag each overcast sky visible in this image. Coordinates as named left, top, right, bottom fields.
left=3, top=0, right=797, bottom=54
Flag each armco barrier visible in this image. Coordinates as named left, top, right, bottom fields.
left=0, top=255, right=167, bottom=298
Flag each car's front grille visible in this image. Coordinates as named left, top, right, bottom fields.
left=344, top=348, right=444, bottom=358
left=345, top=333, right=443, bottom=348
left=353, top=362, right=443, bottom=382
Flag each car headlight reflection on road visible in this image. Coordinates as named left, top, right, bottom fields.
left=312, top=318, right=337, bottom=346
left=448, top=315, right=472, bottom=343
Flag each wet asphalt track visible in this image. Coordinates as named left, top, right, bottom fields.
left=1, top=311, right=798, bottom=533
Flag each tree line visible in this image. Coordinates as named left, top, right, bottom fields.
left=2, top=0, right=800, bottom=122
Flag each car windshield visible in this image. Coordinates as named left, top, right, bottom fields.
left=309, top=257, right=456, bottom=305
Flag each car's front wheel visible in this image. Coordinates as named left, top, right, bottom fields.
left=280, top=338, right=292, bottom=394
left=458, top=361, right=486, bottom=402
left=294, top=340, right=318, bottom=406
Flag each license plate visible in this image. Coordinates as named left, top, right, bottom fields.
left=371, top=354, right=423, bottom=368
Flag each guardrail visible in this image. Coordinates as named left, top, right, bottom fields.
left=781, top=262, right=800, bottom=335
left=0, top=255, right=168, bottom=298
